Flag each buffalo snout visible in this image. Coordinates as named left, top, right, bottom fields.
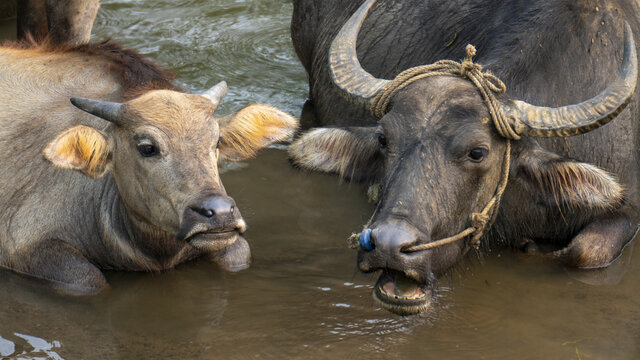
left=358, top=221, right=434, bottom=315
left=358, top=222, right=428, bottom=277
left=177, top=195, right=246, bottom=247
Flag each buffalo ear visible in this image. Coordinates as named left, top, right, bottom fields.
left=217, top=104, right=299, bottom=161
left=289, top=126, right=382, bottom=182
left=516, top=146, right=623, bottom=210
left=44, top=125, right=113, bottom=178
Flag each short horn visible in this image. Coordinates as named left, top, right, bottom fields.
left=70, top=97, right=124, bottom=125
left=201, top=81, right=228, bottom=110
left=503, top=22, right=638, bottom=137
left=329, top=0, right=390, bottom=109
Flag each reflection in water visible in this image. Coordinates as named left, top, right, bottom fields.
left=0, top=336, right=13, bottom=357
left=0, top=333, right=64, bottom=360
left=101, top=262, right=230, bottom=358
left=0, top=0, right=639, bottom=359
left=565, top=240, right=635, bottom=286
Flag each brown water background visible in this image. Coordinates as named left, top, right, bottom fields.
left=0, top=1, right=639, bottom=359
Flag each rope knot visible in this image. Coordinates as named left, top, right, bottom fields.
left=471, top=212, right=489, bottom=231
left=465, top=44, right=477, bottom=58
left=469, top=212, right=490, bottom=250
left=460, top=44, right=481, bottom=77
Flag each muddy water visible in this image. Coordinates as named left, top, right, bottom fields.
left=1, top=1, right=639, bottom=359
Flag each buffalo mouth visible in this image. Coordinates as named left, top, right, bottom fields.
left=185, top=230, right=239, bottom=251
left=373, top=270, right=431, bottom=315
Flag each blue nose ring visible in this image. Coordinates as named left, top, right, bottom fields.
left=359, top=228, right=374, bottom=251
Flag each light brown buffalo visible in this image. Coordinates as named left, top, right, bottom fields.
left=0, top=39, right=298, bottom=294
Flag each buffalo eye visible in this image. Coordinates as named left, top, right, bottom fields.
left=377, top=133, right=387, bottom=149
left=468, top=148, right=488, bottom=162
left=137, top=143, right=158, bottom=157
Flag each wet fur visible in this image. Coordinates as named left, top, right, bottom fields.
left=2, top=36, right=179, bottom=99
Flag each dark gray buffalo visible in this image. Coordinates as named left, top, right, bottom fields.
left=289, top=0, right=640, bottom=315
left=0, top=39, right=298, bottom=294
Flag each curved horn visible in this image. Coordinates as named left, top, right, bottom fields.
left=329, top=0, right=390, bottom=108
left=201, top=81, right=228, bottom=110
left=70, top=97, right=124, bottom=125
left=504, top=22, right=638, bottom=137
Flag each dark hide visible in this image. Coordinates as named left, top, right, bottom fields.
left=290, top=0, right=640, bottom=313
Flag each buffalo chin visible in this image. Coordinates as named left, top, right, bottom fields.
left=373, top=270, right=431, bottom=315
left=187, top=231, right=238, bottom=252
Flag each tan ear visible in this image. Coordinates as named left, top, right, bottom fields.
left=44, top=125, right=112, bottom=178
left=517, top=148, right=624, bottom=210
left=539, top=161, right=623, bottom=209
left=218, top=104, right=298, bottom=161
left=289, top=127, right=382, bottom=182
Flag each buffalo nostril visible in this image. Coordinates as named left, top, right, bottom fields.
left=359, top=228, right=374, bottom=251
left=191, top=197, right=236, bottom=219
left=191, top=206, right=215, bottom=218
left=202, top=209, right=214, bottom=217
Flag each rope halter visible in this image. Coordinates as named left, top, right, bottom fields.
left=371, top=45, right=519, bottom=140
left=349, top=44, right=518, bottom=252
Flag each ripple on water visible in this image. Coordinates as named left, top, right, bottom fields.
left=94, top=0, right=307, bottom=116
left=301, top=277, right=451, bottom=358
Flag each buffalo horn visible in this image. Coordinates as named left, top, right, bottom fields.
left=328, top=0, right=389, bottom=108
left=201, top=81, right=228, bottom=110
left=70, top=97, right=124, bottom=125
left=503, top=22, right=638, bottom=137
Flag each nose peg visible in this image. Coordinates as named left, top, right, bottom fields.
left=359, top=228, right=374, bottom=251
left=366, top=223, right=421, bottom=254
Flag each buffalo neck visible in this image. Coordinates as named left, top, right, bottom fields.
left=97, top=175, right=198, bottom=271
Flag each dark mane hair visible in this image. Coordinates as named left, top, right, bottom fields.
left=3, top=35, right=181, bottom=99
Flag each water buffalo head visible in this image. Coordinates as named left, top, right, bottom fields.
left=290, top=0, right=637, bottom=315
left=44, top=81, right=298, bottom=268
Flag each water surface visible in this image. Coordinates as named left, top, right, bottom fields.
left=0, top=1, right=638, bottom=359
